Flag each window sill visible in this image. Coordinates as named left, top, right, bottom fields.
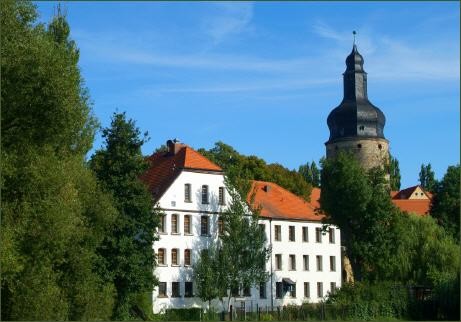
left=171, top=264, right=180, bottom=267
left=184, top=200, right=192, bottom=203
left=184, top=264, right=191, bottom=267
left=171, top=295, right=181, bottom=298
left=158, top=295, right=168, bottom=298
left=159, top=232, right=167, bottom=235
left=200, top=234, right=211, bottom=237
left=184, top=233, right=193, bottom=236
left=171, top=233, right=181, bottom=235
left=184, top=295, right=194, bottom=298
left=158, top=264, right=167, bottom=267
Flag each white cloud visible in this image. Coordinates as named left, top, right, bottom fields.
left=203, top=2, right=254, bottom=44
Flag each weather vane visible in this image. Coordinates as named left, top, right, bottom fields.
left=353, top=30, right=357, bottom=45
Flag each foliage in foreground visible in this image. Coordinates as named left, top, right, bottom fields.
left=90, top=112, right=161, bottom=319
left=194, top=183, right=271, bottom=312
left=1, top=0, right=117, bottom=319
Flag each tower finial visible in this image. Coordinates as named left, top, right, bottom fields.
left=352, top=30, right=357, bottom=46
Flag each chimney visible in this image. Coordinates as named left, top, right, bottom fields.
left=167, top=139, right=184, bottom=155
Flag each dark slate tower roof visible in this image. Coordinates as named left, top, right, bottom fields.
left=326, top=45, right=386, bottom=143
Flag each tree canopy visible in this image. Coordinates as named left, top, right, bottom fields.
left=298, top=160, right=321, bottom=187
left=419, top=163, right=438, bottom=193
left=1, top=1, right=116, bottom=319
left=198, top=142, right=312, bottom=200
left=90, top=112, right=161, bottom=319
left=389, top=154, right=401, bottom=191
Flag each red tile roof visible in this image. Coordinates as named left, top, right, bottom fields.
left=140, top=145, right=222, bottom=200
left=391, top=199, right=431, bottom=216
left=247, top=180, right=324, bottom=221
left=310, top=187, right=321, bottom=210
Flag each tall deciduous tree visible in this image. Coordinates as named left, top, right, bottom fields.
left=389, top=154, right=401, bottom=191
left=90, top=112, right=161, bottom=320
left=194, top=184, right=271, bottom=313
left=419, top=163, right=437, bottom=192
left=1, top=1, right=116, bottom=319
left=430, top=164, right=460, bottom=241
left=320, top=152, right=396, bottom=281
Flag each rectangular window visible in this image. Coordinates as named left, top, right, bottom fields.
left=304, top=282, right=310, bottom=298
left=291, top=283, right=297, bottom=298
left=184, top=184, right=191, bottom=202
left=330, top=256, right=336, bottom=272
left=201, top=216, right=209, bottom=236
left=159, top=215, right=166, bottom=233
left=274, top=225, right=281, bottom=241
left=185, top=282, right=193, bottom=297
left=275, top=254, right=282, bottom=270
left=317, top=282, right=323, bottom=298
left=302, top=227, right=309, bottom=242
left=289, top=254, right=296, bottom=270
left=184, top=249, right=191, bottom=266
left=243, top=286, right=251, bottom=297
left=218, top=187, right=226, bottom=205
left=171, top=249, right=179, bottom=265
left=316, top=227, right=322, bottom=243
left=184, top=215, right=191, bottom=234
left=259, top=282, right=266, bottom=299
left=218, top=217, right=224, bottom=236
left=172, top=282, right=180, bottom=298
left=231, top=286, right=239, bottom=297
left=316, top=255, right=323, bottom=271
left=276, top=282, right=283, bottom=299
left=289, top=226, right=295, bottom=241
left=201, top=185, right=209, bottom=204
left=329, top=228, right=335, bottom=243
left=158, top=248, right=165, bottom=265
left=330, top=282, right=337, bottom=295
left=303, top=255, right=309, bottom=271
left=171, top=214, right=178, bottom=234
left=158, top=282, right=167, bottom=297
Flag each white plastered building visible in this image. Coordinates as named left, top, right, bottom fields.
left=141, top=140, right=342, bottom=314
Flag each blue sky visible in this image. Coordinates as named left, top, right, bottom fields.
left=35, top=1, right=459, bottom=188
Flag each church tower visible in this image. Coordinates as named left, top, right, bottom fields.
left=325, top=44, right=389, bottom=171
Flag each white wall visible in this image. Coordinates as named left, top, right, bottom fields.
left=152, top=170, right=342, bottom=314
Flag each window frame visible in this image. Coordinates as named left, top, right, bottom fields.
left=200, top=216, right=209, bottom=236
left=171, top=248, right=179, bottom=266
left=185, top=282, right=193, bottom=297
left=201, top=185, right=209, bottom=204
left=184, top=249, right=191, bottom=266
left=184, top=215, right=191, bottom=235
left=315, top=227, right=322, bottom=243
left=184, top=183, right=192, bottom=203
left=316, top=255, right=323, bottom=271
left=158, top=282, right=167, bottom=298
left=218, top=186, right=226, bottom=205
left=275, top=254, right=282, bottom=270
left=157, top=248, right=166, bottom=266
left=302, top=226, right=309, bottom=242
left=303, top=255, right=309, bottom=271
left=171, top=214, right=179, bottom=234
left=289, top=254, right=296, bottom=271
left=274, top=225, right=281, bottom=241
left=171, top=282, right=180, bottom=298
left=304, top=282, right=310, bottom=298
left=289, top=225, right=295, bottom=242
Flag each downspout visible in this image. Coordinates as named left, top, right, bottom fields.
left=269, top=218, right=273, bottom=311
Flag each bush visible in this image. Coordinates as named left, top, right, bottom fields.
left=163, top=308, right=203, bottom=321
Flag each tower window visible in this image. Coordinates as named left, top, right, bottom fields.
left=359, top=125, right=364, bottom=131
left=357, top=144, right=362, bottom=149
left=378, top=144, right=382, bottom=150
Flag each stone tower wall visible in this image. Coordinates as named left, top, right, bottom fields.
left=326, top=137, right=389, bottom=171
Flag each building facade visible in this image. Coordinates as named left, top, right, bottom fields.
left=141, top=140, right=342, bottom=314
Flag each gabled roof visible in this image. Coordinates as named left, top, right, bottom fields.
left=140, top=144, right=222, bottom=201
left=392, top=185, right=431, bottom=200
left=247, top=180, right=324, bottom=222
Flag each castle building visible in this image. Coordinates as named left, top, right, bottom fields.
left=141, top=140, right=342, bottom=314
left=326, top=44, right=389, bottom=170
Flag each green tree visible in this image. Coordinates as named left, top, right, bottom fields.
left=320, top=152, right=396, bottom=281
left=430, top=164, right=460, bottom=241
left=90, top=112, right=161, bottom=320
left=1, top=1, right=116, bottom=319
left=419, top=163, right=437, bottom=192
left=298, top=161, right=321, bottom=187
left=389, top=154, right=401, bottom=191
left=198, top=141, right=312, bottom=200
left=194, top=248, right=220, bottom=309
left=194, top=184, right=271, bottom=314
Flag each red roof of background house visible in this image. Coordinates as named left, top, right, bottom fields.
left=392, top=185, right=431, bottom=200
left=391, top=199, right=431, bottom=216
left=140, top=144, right=222, bottom=200
left=247, top=180, right=324, bottom=221
left=310, top=187, right=321, bottom=210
